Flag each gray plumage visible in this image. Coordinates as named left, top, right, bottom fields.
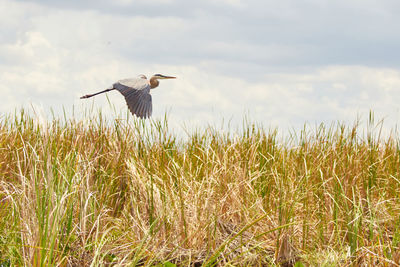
left=113, top=77, right=152, bottom=119
left=80, top=74, right=176, bottom=119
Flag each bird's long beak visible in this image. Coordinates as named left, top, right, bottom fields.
left=161, top=75, right=176, bottom=79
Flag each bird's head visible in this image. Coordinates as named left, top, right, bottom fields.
left=153, top=74, right=176, bottom=80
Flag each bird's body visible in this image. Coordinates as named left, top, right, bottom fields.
left=80, top=74, right=176, bottom=119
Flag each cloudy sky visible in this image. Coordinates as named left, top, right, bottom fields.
left=1, top=0, right=400, bottom=132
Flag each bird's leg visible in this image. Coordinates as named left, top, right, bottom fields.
left=80, top=88, right=115, bottom=99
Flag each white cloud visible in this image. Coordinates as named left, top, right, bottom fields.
left=206, top=0, right=244, bottom=8
left=1, top=0, right=400, bottom=134
left=149, top=64, right=400, bottom=132
left=115, top=0, right=175, bottom=4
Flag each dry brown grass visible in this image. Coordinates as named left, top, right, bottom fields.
left=0, top=110, right=399, bottom=266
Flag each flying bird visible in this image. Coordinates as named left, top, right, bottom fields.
left=80, top=74, right=176, bottom=119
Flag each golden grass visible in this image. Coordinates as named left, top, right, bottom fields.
left=0, top=110, right=399, bottom=266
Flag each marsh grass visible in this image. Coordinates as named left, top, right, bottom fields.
left=0, top=110, right=400, bottom=266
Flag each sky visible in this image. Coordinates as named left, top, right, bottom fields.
left=1, top=0, right=400, bottom=134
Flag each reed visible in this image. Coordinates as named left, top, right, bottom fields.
left=0, top=110, right=399, bottom=266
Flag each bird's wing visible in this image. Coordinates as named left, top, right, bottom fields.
left=113, top=78, right=152, bottom=119
left=113, top=78, right=149, bottom=94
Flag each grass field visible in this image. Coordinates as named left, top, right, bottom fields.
left=0, top=110, right=400, bottom=266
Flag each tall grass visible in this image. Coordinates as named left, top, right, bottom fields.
left=0, top=110, right=399, bottom=266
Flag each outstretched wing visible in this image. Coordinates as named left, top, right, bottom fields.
left=113, top=77, right=152, bottom=119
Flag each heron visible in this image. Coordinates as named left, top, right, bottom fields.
left=80, top=74, right=176, bottom=119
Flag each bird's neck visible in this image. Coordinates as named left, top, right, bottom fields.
left=149, top=77, right=159, bottom=89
